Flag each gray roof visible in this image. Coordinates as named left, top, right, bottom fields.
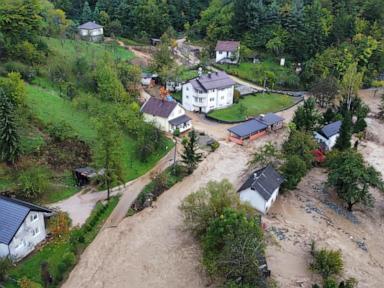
left=189, top=71, right=235, bottom=92
left=78, top=21, right=103, bottom=30
left=0, top=196, right=51, bottom=245
left=255, top=113, right=284, bottom=126
left=215, top=41, right=240, bottom=52
left=238, top=165, right=284, bottom=201
left=141, top=97, right=178, bottom=118
left=318, top=120, right=342, bottom=139
left=228, top=119, right=267, bottom=138
left=169, top=114, right=191, bottom=126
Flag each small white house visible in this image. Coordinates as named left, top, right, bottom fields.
left=78, top=21, right=104, bottom=42
left=0, top=196, right=52, bottom=261
left=182, top=71, right=235, bottom=113
left=215, top=41, right=240, bottom=64
left=238, top=165, right=284, bottom=214
left=141, top=97, right=192, bottom=133
left=314, top=120, right=342, bottom=151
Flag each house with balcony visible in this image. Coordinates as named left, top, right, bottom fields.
left=0, top=196, right=52, bottom=261
left=141, top=97, right=192, bottom=134
left=182, top=71, right=236, bottom=113
left=78, top=21, right=104, bottom=42
left=215, top=41, right=240, bottom=64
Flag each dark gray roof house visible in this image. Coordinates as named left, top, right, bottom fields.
left=238, top=165, right=284, bottom=201
left=215, top=41, right=240, bottom=52
left=255, top=113, right=284, bottom=126
left=228, top=119, right=268, bottom=138
left=0, top=196, right=51, bottom=245
left=189, top=71, right=236, bottom=92
left=78, top=21, right=103, bottom=30
left=318, top=120, right=342, bottom=139
left=141, top=97, right=178, bottom=118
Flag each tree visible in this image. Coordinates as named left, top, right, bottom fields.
left=0, top=89, right=20, bottom=163
left=248, top=142, right=281, bottom=169
left=95, top=116, right=124, bottom=200
left=353, top=103, right=369, bottom=133
left=339, top=63, right=363, bottom=111
left=181, top=129, right=202, bottom=174
left=281, top=155, right=307, bottom=190
left=0, top=72, right=26, bottom=107
left=292, top=97, right=322, bottom=132
left=335, top=112, right=352, bottom=150
left=310, top=77, right=339, bottom=108
left=327, top=149, right=384, bottom=211
left=81, top=1, right=93, bottom=23
left=238, top=103, right=248, bottom=119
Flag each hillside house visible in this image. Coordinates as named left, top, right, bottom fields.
left=78, top=21, right=104, bottom=42
left=314, top=120, right=341, bottom=151
left=215, top=41, right=240, bottom=64
left=141, top=97, right=192, bottom=133
left=0, top=196, right=52, bottom=261
left=182, top=71, right=235, bottom=113
left=228, top=113, right=284, bottom=145
left=238, top=165, right=284, bottom=214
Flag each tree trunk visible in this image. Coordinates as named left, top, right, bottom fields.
left=347, top=202, right=353, bottom=211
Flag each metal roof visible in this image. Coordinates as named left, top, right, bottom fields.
left=215, top=41, right=240, bottom=52
left=238, top=165, right=284, bottom=201
left=228, top=119, right=267, bottom=138
left=78, top=21, right=103, bottom=30
left=0, top=196, right=51, bottom=245
left=255, top=113, right=284, bottom=126
left=169, top=114, right=191, bottom=126
left=319, top=120, right=342, bottom=139
left=141, top=97, right=178, bottom=118
left=189, top=71, right=235, bottom=92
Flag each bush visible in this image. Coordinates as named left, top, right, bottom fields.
left=12, top=41, right=44, bottom=65
left=210, top=141, right=220, bottom=152
left=311, top=248, right=343, bottom=279
left=16, top=166, right=51, bottom=200
left=173, top=128, right=180, bottom=137
left=0, top=257, right=12, bottom=282
left=281, top=155, right=307, bottom=190
left=63, top=252, right=76, bottom=267
left=17, top=277, right=42, bottom=288
left=3, top=61, right=37, bottom=82
left=46, top=121, right=77, bottom=142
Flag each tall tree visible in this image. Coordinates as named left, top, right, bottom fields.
left=335, top=111, right=352, bottom=150
left=81, top=1, right=93, bottom=23
left=0, top=88, right=20, bottom=164
left=181, top=129, right=202, bottom=174
left=340, top=63, right=363, bottom=111
left=292, top=97, right=322, bottom=132
left=310, top=77, right=339, bottom=108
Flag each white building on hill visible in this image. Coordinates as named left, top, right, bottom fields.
left=215, top=40, right=240, bottom=64
left=78, top=22, right=104, bottom=42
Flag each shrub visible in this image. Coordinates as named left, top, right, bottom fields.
left=46, top=121, right=77, bottom=142
left=210, top=141, right=220, bottom=152
left=48, top=212, right=71, bottom=239
left=12, top=41, right=43, bottom=65
left=311, top=248, right=343, bottom=279
left=0, top=257, right=12, bottom=282
left=3, top=62, right=37, bottom=82
left=173, top=128, right=180, bottom=137
left=281, top=155, right=307, bottom=190
left=16, top=166, right=51, bottom=200
left=63, top=252, right=76, bottom=267
left=17, top=277, right=42, bottom=288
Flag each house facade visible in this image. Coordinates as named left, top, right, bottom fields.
left=314, top=120, right=341, bottom=151
left=78, top=22, right=104, bottom=42
left=215, top=41, right=240, bottom=64
left=141, top=97, right=192, bottom=134
left=0, top=197, right=51, bottom=261
left=182, top=71, right=235, bottom=113
left=238, top=165, right=284, bottom=214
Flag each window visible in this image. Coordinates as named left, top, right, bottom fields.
left=210, top=98, right=214, bottom=102
left=186, top=86, right=189, bottom=91
left=32, top=227, right=40, bottom=237
left=30, top=214, right=38, bottom=222
left=198, top=98, right=203, bottom=103
left=221, top=96, right=224, bottom=100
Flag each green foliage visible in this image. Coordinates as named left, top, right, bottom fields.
left=16, top=166, right=51, bottom=200
left=46, top=121, right=77, bottom=142
left=281, top=155, right=307, bottom=190
left=81, top=1, right=93, bottom=23
left=311, top=247, right=343, bottom=280
left=327, top=149, right=384, bottom=211
left=248, top=142, right=281, bottom=169
left=0, top=72, right=26, bottom=107
left=293, top=97, right=322, bottom=132
left=310, top=77, right=339, bottom=108
left=335, top=112, right=352, bottom=151
left=181, top=130, right=202, bottom=174
left=0, top=257, right=12, bottom=282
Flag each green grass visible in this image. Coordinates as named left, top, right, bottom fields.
left=172, top=91, right=182, bottom=102
left=25, top=84, right=173, bottom=182
left=6, top=197, right=119, bottom=288
left=45, top=37, right=134, bottom=62
left=208, top=93, right=295, bottom=122
left=180, top=69, right=198, bottom=81
left=216, top=59, right=301, bottom=89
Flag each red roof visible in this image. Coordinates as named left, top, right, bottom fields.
left=215, top=41, right=240, bottom=52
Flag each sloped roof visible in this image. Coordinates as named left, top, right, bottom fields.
left=141, top=97, right=178, bottom=118
left=238, top=165, right=284, bottom=201
left=228, top=119, right=267, bottom=138
left=215, top=41, right=240, bottom=52
left=318, top=120, right=342, bottom=139
left=78, top=21, right=103, bottom=30
left=255, top=113, right=284, bottom=126
left=189, top=71, right=235, bottom=92
left=169, top=114, right=191, bottom=126
left=0, top=196, right=51, bottom=245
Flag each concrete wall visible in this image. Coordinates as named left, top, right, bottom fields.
left=0, top=243, right=9, bottom=258
left=79, top=28, right=103, bottom=36
left=216, top=50, right=239, bottom=63
left=8, top=211, right=47, bottom=261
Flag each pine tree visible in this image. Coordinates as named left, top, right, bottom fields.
left=81, top=1, right=93, bottom=23
left=335, top=111, right=352, bottom=150
left=0, top=89, right=20, bottom=163
left=181, top=130, right=202, bottom=174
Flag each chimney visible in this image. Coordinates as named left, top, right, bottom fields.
left=208, top=72, right=212, bottom=78
left=260, top=114, right=265, bottom=120
left=215, top=71, right=219, bottom=75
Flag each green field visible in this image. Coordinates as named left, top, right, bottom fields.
left=216, top=59, right=300, bottom=89
left=208, top=93, right=295, bottom=122
left=26, top=85, right=173, bottom=182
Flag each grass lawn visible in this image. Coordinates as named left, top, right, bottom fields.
left=216, top=59, right=301, bottom=89
left=5, top=197, right=119, bottom=288
left=208, top=93, right=295, bottom=122
left=180, top=69, right=198, bottom=81
left=45, top=37, right=134, bottom=62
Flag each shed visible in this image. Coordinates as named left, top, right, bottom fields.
left=78, top=21, right=104, bottom=42
left=74, top=167, right=104, bottom=186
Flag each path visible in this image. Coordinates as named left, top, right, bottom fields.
left=50, top=149, right=175, bottom=226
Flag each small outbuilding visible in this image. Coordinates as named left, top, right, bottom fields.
left=74, top=167, right=104, bottom=186
left=238, top=165, right=284, bottom=214
left=78, top=21, right=104, bottom=42
left=314, top=120, right=341, bottom=151
left=215, top=40, right=240, bottom=64
left=255, top=113, right=284, bottom=131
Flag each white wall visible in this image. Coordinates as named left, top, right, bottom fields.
left=314, top=132, right=339, bottom=151
left=215, top=50, right=239, bottom=63
left=239, top=187, right=279, bottom=214
left=0, top=243, right=9, bottom=258
left=8, top=211, right=47, bottom=261
left=79, top=28, right=103, bottom=36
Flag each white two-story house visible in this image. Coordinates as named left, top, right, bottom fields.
left=182, top=71, right=236, bottom=113
left=141, top=97, right=192, bottom=134
left=314, top=120, right=342, bottom=151
left=215, top=40, right=240, bottom=64
left=0, top=196, right=52, bottom=261
left=78, top=22, right=104, bottom=42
